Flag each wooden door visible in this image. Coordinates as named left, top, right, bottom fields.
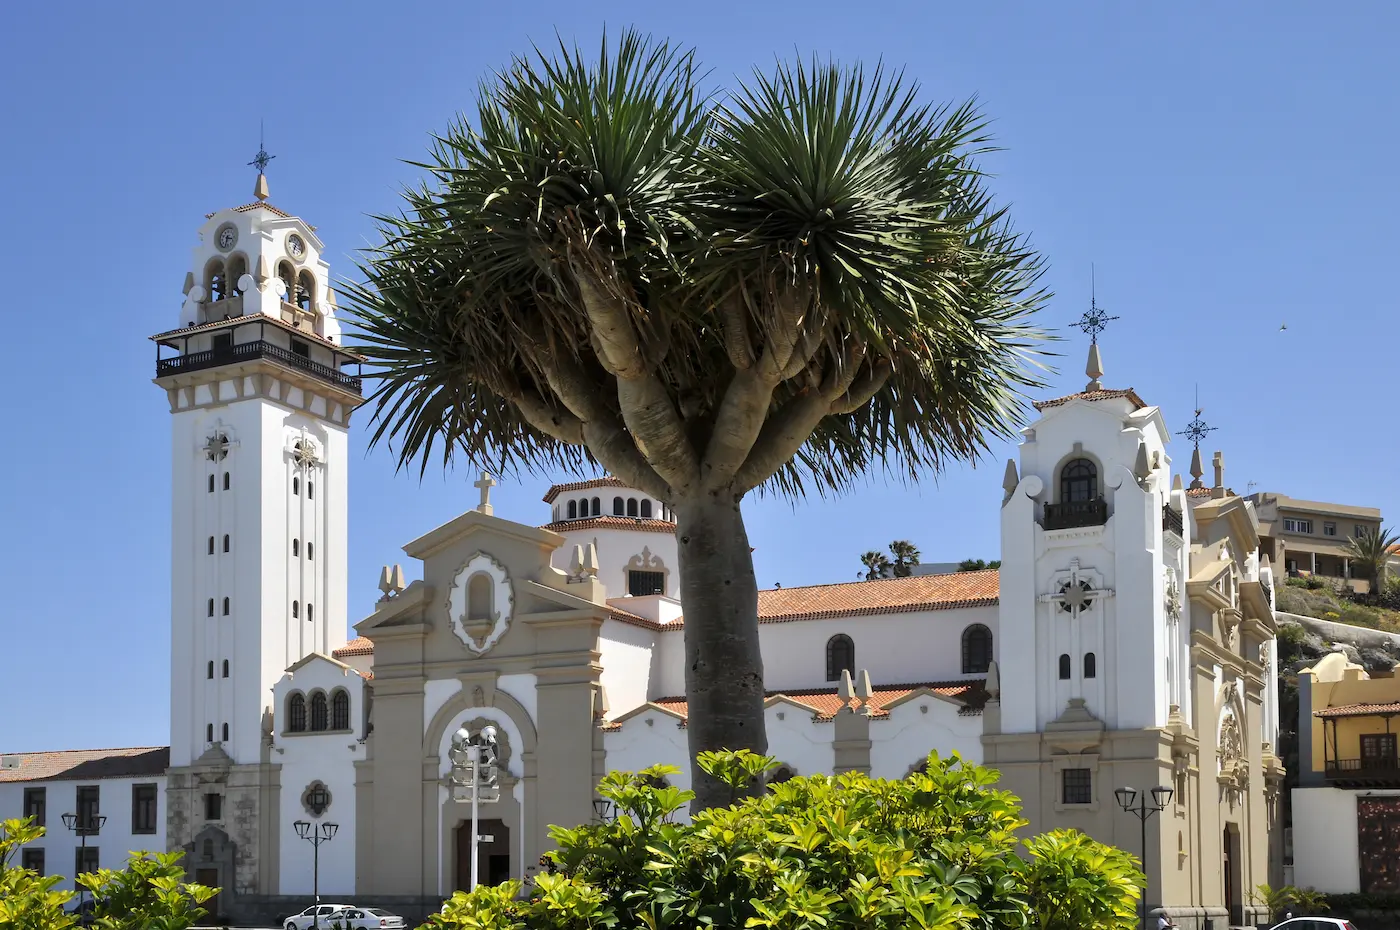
left=1359, top=797, right=1400, bottom=893
left=196, top=868, right=220, bottom=917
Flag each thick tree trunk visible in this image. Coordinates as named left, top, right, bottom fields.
left=673, top=490, right=768, bottom=811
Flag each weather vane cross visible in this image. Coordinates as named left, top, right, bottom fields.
left=1176, top=386, right=1217, bottom=447
left=248, top=122, right=275, bottom=174
left=1072, top=265, right=1119, bottom=345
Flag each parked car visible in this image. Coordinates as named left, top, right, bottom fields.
left=1269, top=919, right=1358, bottom=930
left=284, top=903, right=354, bottom=930
left=326, top=907, right=407, bottom=929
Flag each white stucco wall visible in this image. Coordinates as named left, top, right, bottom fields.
left=870, top=699, right=985, bottom=777
left=552, top=526, right=680, bottom=600
left=1289, top=786, right=1389, bottom=893
left=0, top=776, right=167, bottom=890
left=603, top=711, right=691, bottom=792
left=762, top=704, right=836, bottom=777
left=598, top=618, right=658, bottom=718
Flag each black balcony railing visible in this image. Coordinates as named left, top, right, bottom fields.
left=1163, top=506, right=1184, bottom=536
left=1043, top=497, right=1109, bottom=531
left=156, top=340, right=362, bottom=394
left=1326, top=757, right=1400, bottom=785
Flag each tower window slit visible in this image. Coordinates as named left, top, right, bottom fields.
left=222, top=534, right=229, bottom=553
left=1084, top=652, right=1097, bottom=679
left=222, top=597, right=230, bottom=616
left=307, top=542, right=313, bottom=560
left=207, top=598, right=214, bottom=618
left=293, top=477, right=299, bottom=495
left=292, top=539, right=299, bottom=557
left=307, top=603, right=313, bottom=622
left=207, top=536, right=214, bottom=555
left=1058, top=653, right=1071, bottom=680
left=221, top=660, right=229, bottom=678
left=292, top=601, right=299, bottom=619
left=223, top=472, right=230, bottom=490
left=206, top=724, right=213, bottom=743
left=208, top=475, right=215, bottom=493
left=206, top=661, right=213, bottom=679
left=307, top=482, right=313, bottom=499
left=221, top=723, right=229, bottom=742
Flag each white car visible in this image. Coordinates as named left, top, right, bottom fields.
left=284, top=904, right=353, bottom=930
left=326, top=908, right=407, bottom=930
left=1269, top=919, right=1358, bottom=930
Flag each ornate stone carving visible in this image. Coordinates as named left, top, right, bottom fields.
left=1164, top=572, right=1182, bottom=621
left=1039, top=559, right=1114, bottom=619
left=447, top=551, right=515, bottom=655
left=291, top=437, right=319, bottom=468
left=204, top=432, right=230, bottom=461
left=301, top=780, right=332, bottom=818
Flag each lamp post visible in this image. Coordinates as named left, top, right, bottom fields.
left=61, top=810, right=106, bottom=916
left=292, top=813, right=338, bottom=930
left=449, top=725, right=501, bottom=890
left=1115, top=785, right=1174, bottom=930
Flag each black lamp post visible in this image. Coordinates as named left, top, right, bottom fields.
left=61, top=810, right=106, bottom=916
left=1115, top=785, right=1174, bottom=930
left=292, top=810, right=338, bottom=930
left=591, top=798, right=614, bottom=823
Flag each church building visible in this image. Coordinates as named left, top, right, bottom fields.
left=0, top=177, right=1284, bottom=927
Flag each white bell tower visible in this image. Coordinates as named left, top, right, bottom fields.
left=153, top=166, right=363, bottom=771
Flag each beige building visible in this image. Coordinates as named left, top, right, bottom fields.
left=1247, top=493, right=1382, bottom=591
left=1291, top=653, right=1400, bottom=893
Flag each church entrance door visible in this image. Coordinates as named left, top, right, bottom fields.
left=1222, top=825, right=1242, bottom=926
left=195, top=869, right=220, bottom=917
left=455, top=818, right=511, bottom=890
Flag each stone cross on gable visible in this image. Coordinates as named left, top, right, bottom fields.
left=1038, top=559, right=1115, bottom=618
left=474, top=472, right=496, bottom=516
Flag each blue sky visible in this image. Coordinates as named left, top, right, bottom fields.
left=1, top=2, right=1396, bottom=752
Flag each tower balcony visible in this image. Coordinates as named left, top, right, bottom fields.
left=1162, top=505, right=1185, bottom=537
left=152, top=316, right=363, bottom=398
left=1042, top=498, right=1108, bottom=531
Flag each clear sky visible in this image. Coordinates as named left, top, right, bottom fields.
left=2, top=1, right=1396, bottom=753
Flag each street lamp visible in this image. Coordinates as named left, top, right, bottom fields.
left=591, top=798, right=614, bottom=822
left=292, top=815, right=338, bottom=930
left=61, top=810, right=106, bottom=915
left=449, top=725, right=501, bottom=890
left=1115, top=784, right=1174, bottom=930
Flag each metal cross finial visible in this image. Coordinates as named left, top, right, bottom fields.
left=1176, top=385, right=1218, bottom=447
left=248, top=121, right=275, bottom=174
left=1073, top=265, right=1119, bottom=345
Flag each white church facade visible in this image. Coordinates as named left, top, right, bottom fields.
left=0, top=179, right=1284, bottom=927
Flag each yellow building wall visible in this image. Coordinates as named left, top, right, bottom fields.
left=1303, top=654, right=1400, bottom=773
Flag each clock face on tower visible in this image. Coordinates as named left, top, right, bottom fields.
left=215, top=225, right=237, bottom=251
left=287, top=234, right=306, bottom=260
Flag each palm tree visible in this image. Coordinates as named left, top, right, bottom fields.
left=888, top=540, right=921, bottom=577
left=860, top=551, right=892, bottom=581
left=1346, top=526, right=1400, bottom=597
left=345, top=32, right=1049, bottom=808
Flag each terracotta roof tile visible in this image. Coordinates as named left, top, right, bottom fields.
left=332, top=636, right=374, bottom=658
left=149, top=312, right=364, bottom=359
left=205, top=202, right=292, bottom=219
left=1033, top=388, right=1147, bottom=412
left=0, top=746, right=170, bottom=784
left=1315, top=701, right=1400, bottom=719
left=541, top=516, right=676, bottom=535
left=645, top=680, right=985, bottom=726
left=607, top=607, right=670, bottom=631
left=1185, top=487, right=1215, bottom=498
left=752, top=571, right=998, bottom=623
left=542, top=477, right=628, bottom=503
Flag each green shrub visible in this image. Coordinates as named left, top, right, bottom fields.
left=1306, top=576, right=1326, bottom=590
left=427, top=750, right=1142, bottom=930
left=0, top=817, right=216, bottom=930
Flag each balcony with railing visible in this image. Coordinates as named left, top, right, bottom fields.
left=156, top=340, right=362, bottom=395
left=1325, top=756, right=1400, bottom=787
left=1042, top=497, right=1109, bottom=531
left=1163, top=506, right=1184, bottom=537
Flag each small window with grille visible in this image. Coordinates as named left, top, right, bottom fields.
left=628, top=571, right=665, bottom=596
left=1061, top=768, right=1092, bottom=805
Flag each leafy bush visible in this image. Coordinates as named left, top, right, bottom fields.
left=427, top=750, right=1142, bottom=930
left=0, top=817, right=216, bottom=930
left=1254, top=884, right=1331, bottom=921
left=1305, top=576, right=1326, bottom=590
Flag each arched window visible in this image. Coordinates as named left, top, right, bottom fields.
left=206, top=724, right=213, bottom=742
left=961, top=624, right=993, bottom=674
left=208, top=536, right=215, bottom=555
left=307, top=542, right=313, bottom=560
left=205, top=259, right=226, bottom=301
left=1084, top=652, right=1097, bottom=679
left=222, top=534, right=230, bottom=553
left=468, top=574, right=492, bottom=621
left=826, top=634, right=855, bottom=682
left=613, top=496, right=624, bottom=516
left=222, top=597, right=230, bottom=616
left=309, top=692, right=329, bottom=731
left=292, top=538, right=299, bottom=557
left=221, top=723, right=229, bottom=742
left=227, top=254, right=248, bottom=295
left=591, top=496, right=601, bottom=516
left=207, top=661, right=214, bottom=679
left=207, top=598, right=214, bottom=617
left=292, top=601, right=300, bottom=619
left=221, top=660, right=229, bottom=678
left=306, top=603, right=314, bottom=622
left=292, top=476, right=300, bottom=495
left=640, top=500, right=652, bottom=519
left=277, top=261, right=296, bottom=302
left=331, top=690, right=350, bottom=730
left=223, top=472, right=230, bottom=490
left=568, top=500, right=578, bottom=519
left=1058, top=654, right=1072, bottom=680
left=307, top=481, right=313, bottom=499
left=208, top=474, right=215, bottom=493
left=627, top=498, right=638, bottom=517
left=288, top=693, right=307, bottom=732
left=1060, top=458, right=1098, bottom=503
left=296, top=271, right=315, bottom=312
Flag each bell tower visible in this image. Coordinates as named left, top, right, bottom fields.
left=153, top=160, right=363, bottom=894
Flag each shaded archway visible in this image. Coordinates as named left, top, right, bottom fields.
left=455, top=818, right=511, bottom=890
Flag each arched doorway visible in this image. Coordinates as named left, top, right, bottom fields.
left=455, top=819, right=511, bottom=890
left=1222, top=824, right=1242, bottom=926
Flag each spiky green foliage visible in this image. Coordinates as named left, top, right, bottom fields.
left=1346, top=526, right=1400, bottom=596
left=425, top=751, right=1141, bottom=930
left=860, top=550, right=892, bottom=580
left=889, top=540, right=922, bottom=577
left=345, top=30, right=1049, bottom=495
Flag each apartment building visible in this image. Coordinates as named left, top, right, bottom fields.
left=1247, top=492, right=1383, bottom=592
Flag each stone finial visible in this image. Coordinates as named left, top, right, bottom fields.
left=474, top=471, right=497, bottom=515
left=254, top=172, right=270, bottom=202
left=582, top=543, right=599, bottom=577
left=595, top=686, right=610, bottom=720
left=1189, top=446, right=1205, bottom=490
left=838, top=669, right=855, bottom=702
left=255, top=254, right=269, bottom=286
left=182, top=271, right=195, bottom=296
left=984, top=660, right=1001, bottom=700
left=378, top=565, right=393, bottom=597
left=1172, top=473, right=1183, bottom=491
left=1002, top=458, right=1019, bottom=503
left=1133, top=442, right=1152, bottom=482
left=389, top=564, right=406, bottom=594
left=569, top=545, right=585, bottom=578
left=856, top=670, right=877, bottom=716
left=1212, top=451, right=1224, bottom=489
left=1085, top=342, right=1104, bottom=392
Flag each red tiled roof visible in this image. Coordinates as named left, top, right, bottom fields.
left=645, top=680, right=985, bottom=725
left=607, top=606, right=670, bottom=631
left=149, top=311, right=364, bottom=359
left=1033, top=388, right=1147, bottom=412
left=205, top=202, right=292, bottom=219
left=543, top=477, right=627, bottom=503
left=542, top=517, right=676, bottom=535
left=752, top=571, right=998, bottom=623
left=1185, top=487, right=1215, bottom=498
left=1315, top=701, right=1400, bottom=719
left=333, top=636, right=374, bottom=658
left=0, top=746, right=170, bottom=784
